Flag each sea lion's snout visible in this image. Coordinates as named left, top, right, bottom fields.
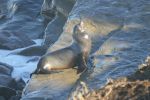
left=83, top=34, right=89, bottom=39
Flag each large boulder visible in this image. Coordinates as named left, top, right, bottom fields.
left=7, top=0, right=43, bottom=18
left=47, top=0, right=124, bottom=52
left=21, top=69, right=80, bottom=100
left=0, top=30, right=35, bottom=50
left=0, top=62, right=13, bottom=75
left=0, top=75, right=16, bottom=89
left=0, top=0, right=45, bottom=39
left=43, top=13, right=67, bottom=48
left=71, top=57, right=150, bottom=100
left=0, top=86, right=16, bottom=100
left=42, top=0, right=76, bottom=48
left=0, top=74, right=17, bottom=99
left=41, top=0, right=76, bottom=18
left=47, top=0, right=150, bottom=95
left=0, top=0, right=8, bottom=16
left=12, top=0, right=76, bottom=56
left=0, top=62, right=25, bottom=99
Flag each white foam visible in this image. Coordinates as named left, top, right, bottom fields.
left=33, top=39, right=43, bottom=45
left=0, top=49, right=38, bottom=83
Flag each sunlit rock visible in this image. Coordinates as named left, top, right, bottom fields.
left=22, top=69, right=79, bottom=100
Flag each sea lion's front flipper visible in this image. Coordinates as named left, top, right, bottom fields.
left=77, top=55, right=88, bottom=74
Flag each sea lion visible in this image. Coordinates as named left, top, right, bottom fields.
left=34, top=23, right=91, bottom=74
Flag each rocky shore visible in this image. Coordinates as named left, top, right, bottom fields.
left=0, top=62, right=25, bottom=100
left=0, top=0, right=150, bottom=100
left=71, top=57, right=150, bottom=100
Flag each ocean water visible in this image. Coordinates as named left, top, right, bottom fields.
left=0, top=39, right=43, bottom=82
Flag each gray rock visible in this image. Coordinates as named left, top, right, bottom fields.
left=8, top=45, right=47, bottom=56
left=12, top=12, right=67, bottom=56
left=47, top=0, right=125, bottom=53
left=0, top=0, right=45, bottom=39
left=41, top=0, right=76, bottom=50
left=0, top=86, right=16, bottom=100
left=0, top=62, right=13, bottom=75
left=0, top=0, right=8, bottom=15
left=21, top=69, right=79, bottom=100
left=0, top=62, right=17, bottom=99
left=41, top=0, right=76, bottom=17
left=0, top=74, right=17, bottom=89
left=16, top=0, right=76, bottom=56
left=43, top=13, right=67, bottom=48
left=41, top=0, right=56, bottom=20
left=0, top=30, right=35, bottom=50
left=45, top=0, right=150, bottom=98
left=7, top=0, right=43, bottom=18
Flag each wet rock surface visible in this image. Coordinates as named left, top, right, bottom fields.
left=71, top=57, right=150, bottom=100
left=22, top=69, right=80, bottom=100
left=42, top=0, right=76, bottom=17
left=8, top=0, right=76, bottom=56
left=0, top=62, right=13, bottom=75
left=0, top=0, right=45, bottom=50
left=43, top=13, right=67, bottom=48
left=0, top=30, right=35, bottom=50
left=0, top=62, right=25, bottom=100
left=84, top=80, right=150, bottom=100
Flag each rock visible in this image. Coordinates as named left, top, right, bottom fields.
left=0, top=16, right=45, bottom=39
left=0, top=0, right=45, bottom=39
left=0, top=86, right=16, bottom=100
left=45, top=0, right=150, bottom=99
left=70, top=57, right=150, bottom=100
left=7, top=0, right=43, bottom=18
left=0, top=96, right=5, bottom=100
left=0, top=62, right=19, bottom=99
left=9, top=12, right=67, bottom=56
left=0, top=14, right=6, bottom=20
left=0, top=74, right=17, bottom=89
left=21, top=69, right=80, bottom=100
left=83, top=79, right=150, bottom=100
left=128, top=56, right=150, bottom=80
left=47, top=0, right=124, bottom=53
left=41, top=0, right=76, bottom=51
left=0, top=62, right=13, bottom=75
left=0, top=30, right=35, bottom=50
left=14, top=0, right=75, bottom=56
left=41, top=0, right=76, bottom=17
left=0, top=0, right=8, bottom=24
left=0, top=0, right=8, bottom=15
left=0, top=74, right=18, bottom=99
left=43, top=12, right=67, bottom=48
left=41, top=0, right=56, bottom=21
left=8, top=45, right=47, bottom=56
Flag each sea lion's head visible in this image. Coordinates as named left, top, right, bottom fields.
left=73, top=23, right=92, bottom=57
